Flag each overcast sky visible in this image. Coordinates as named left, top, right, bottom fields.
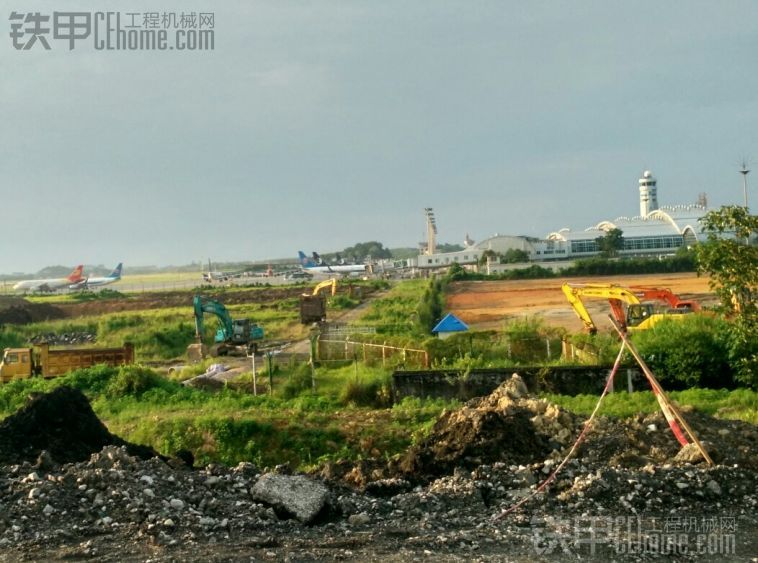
left=2, top=1, right=757, bottom=273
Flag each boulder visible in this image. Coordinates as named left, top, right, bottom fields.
left=250, top=474, right=329, bottom=524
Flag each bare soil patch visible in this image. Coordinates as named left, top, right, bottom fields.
left=446, top=272, right=717, bottom=332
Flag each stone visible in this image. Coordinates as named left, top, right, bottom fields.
left=348, top=512, right=370, bottom=526
left=674, top=443, right=705, bottom=464
left=250, top=473, right=329, bottom=524
left=170, top=498, right=185, bottom=510
left=705, top=480, right=722, bottom=496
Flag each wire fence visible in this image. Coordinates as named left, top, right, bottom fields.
left=317, top=338, right=429, bottom=369
left=316, top=334, right=566, bottom=368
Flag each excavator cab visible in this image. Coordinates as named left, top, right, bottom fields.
left=625, top=304, right=656, bottom=327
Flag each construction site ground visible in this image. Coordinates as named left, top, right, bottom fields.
left=446, top=272, right=716, bottom=332
left=0, top=379, right=755, bottom=562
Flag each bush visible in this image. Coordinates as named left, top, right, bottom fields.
left=632, top=315, right=735, bottom=388
left=66, top=365, right=119, bottom=395
left=340, top=373, right=392, bottom=408
left=281, top=364, right=314, bottom=399
left=107, top=365, right=162, bottom=398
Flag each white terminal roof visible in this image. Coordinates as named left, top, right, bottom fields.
left=547, top=205, right=708, bottom=242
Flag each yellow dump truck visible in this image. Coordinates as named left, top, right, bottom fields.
left=0, top=343, right=134, bottom=383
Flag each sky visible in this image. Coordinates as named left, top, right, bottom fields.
left=2, top=1, right=758, bottom=273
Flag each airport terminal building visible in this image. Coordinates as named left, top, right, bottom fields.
left=416, top=171, right=710, bottom=270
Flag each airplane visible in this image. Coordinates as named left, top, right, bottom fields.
left=201, top=259, right=250, bottom=283
left=13, top=265, right=85, bottom=292
left=70, top=263, right=123, bottom=290
left=297, top=251, right=368, bottom=276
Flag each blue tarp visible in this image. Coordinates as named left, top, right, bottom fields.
left=432, top=313, right=469, bottom=334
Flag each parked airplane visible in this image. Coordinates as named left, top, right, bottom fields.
left=70, top=263, right=123, bottom=289
left=13, top=265, right=85, bottom=292
left=297, top=251, right=368, bottom=275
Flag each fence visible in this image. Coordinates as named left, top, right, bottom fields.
left=317, top=338, right=429, bottom=368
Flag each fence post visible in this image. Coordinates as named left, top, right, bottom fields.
left=382, top=342, right=387, bottom=367
left=545, top=338, right=551, bottom=359
left=345, top=337, right=350, bottom=361
left=266, top=352, right=273, bottom=395
left=627, top=369, right=634, bottom=393
left=251, top=353, right=257, bottom=396
left=363, top=342, right=367, bottom=363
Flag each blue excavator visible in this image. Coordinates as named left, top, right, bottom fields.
left=193, top=295, right=264, bottom=355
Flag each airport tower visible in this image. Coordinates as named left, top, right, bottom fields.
left=639, top=170, right=658, bottom=217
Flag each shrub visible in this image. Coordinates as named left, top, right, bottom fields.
left=632, top=315, right=734, bottom=388
left=107, top=365, right=162, bottom=398
left=340, top=373, right=392, bottom=408
left=281, top=364, right=314, bottom=399
left=66, top=365, right=119, bottom=395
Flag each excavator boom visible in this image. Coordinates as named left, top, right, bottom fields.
left=562, top=282, right=697, bottom=333
left=629, top=286, right=701, bottom=311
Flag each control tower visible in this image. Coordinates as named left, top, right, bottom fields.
left=639, top=170, right=658, bottom=217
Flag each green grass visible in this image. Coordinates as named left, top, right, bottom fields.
left=543, top=388, right=758, bottom=424
left=0, top=362, right=457, bottom=469
left=359, top=279, right=427, bottom=335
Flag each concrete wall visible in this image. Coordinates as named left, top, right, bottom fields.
left=392, top=365, right=645, bottom=401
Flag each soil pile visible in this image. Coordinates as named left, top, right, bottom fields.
left=395, top=374, right=757, bottom=484
left=396, top=375, right=556, bottom=479
left=0, top=386, right=157, bottom=465
left=0, top=302, right=66, bottom=326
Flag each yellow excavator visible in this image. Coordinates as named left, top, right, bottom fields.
left=299, top=278, right=337, bottom=323
left=562, top=283, right=694, bottom=334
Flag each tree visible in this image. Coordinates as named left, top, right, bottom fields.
left=696, top=205, right=757, bottom=387
left=502, top=249, right=530, bottom=263
left=340, top=241, right=392, bottom=261
left=595, top=228, right=624, bottom=258
left=696, top=206, right=757, bottom=315
left=478, top=249, right=499, bottom=266
left=416, top=277, right=445, bottom=334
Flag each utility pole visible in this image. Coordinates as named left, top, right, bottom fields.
left=739, top=161, right=750, bottom=209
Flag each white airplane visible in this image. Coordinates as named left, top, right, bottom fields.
left=298, top=251, right=368, bottom=275
left=70, top=263, right=123, bottom=289
left=13, top=265, right=85, bottom=292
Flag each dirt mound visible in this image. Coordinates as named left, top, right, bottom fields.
left=396, top=375, right=552, bottom=480
left=0, top=386, right=157, bottom=466
left=0, top=302, right=66, bottom=325
left=345, top=374, right=758, bottom=488
left=53, top=286, right=313, bottom=318
left=0, top=296, right=29, bottom=309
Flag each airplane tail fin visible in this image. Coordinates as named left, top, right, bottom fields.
left=67, top=265, right=85, bottom=282
left=110, top=263, right=123, bottom=279
left=298, top=251, right=316, bottom=268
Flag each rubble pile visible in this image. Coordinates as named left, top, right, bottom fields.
left=391, top=374, right=756, bottom=483
left=0, top=382, right=755, bottom=560
left=30, top=332, right=97, bottom=346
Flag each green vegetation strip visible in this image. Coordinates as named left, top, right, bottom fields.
left=0, top=365, right=458, bottom=470
left=543, top=388, right=758, bottom=424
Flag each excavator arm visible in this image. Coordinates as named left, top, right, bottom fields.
left=312, top=278, right=337, bottom=296
left=561, top=284, right=599, bottom=334
left=193, top=295, right=233, bottom=342
left=561, top=283, right=642, bottom=333
left=629, top=287, right=701, bottom=311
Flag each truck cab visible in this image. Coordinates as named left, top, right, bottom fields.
left=0, top=348, right=35, bottom=383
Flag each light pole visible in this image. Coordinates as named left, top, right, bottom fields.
left=739, top=161, right=750, bottom=209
